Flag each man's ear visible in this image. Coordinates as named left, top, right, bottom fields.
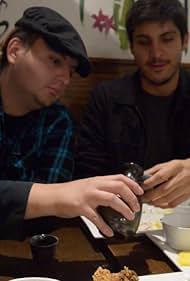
left=130, top=43, right=134, bottom=56
left=6, top=37, right=25, bottom=64
left=183, top=33, right=189, bottom=52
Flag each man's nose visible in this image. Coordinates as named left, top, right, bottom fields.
left=149, top=42, right=163, bottom=60
left=57, top=66, right=71, bottom=86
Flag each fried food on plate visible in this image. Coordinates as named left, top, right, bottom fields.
left=92, top=266, right=139, bottom=281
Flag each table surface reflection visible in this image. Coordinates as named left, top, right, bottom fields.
left=0, top=219, right=178, bottom=281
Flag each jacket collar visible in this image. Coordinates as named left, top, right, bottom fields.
left=112, top=71, right=141, bottom=105
left=0, top=92, right=4, bottom=119
left=112, top=68, right=190, bottom=106
left=176, top=68, right=190, bottom=100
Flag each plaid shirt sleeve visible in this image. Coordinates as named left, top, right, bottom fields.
left=34, top=104, right=75, bottom=183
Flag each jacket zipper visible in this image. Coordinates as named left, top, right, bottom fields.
left=134, top=105, right=147, bottom=168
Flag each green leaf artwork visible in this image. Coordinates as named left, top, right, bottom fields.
left=0, top=0, right=9, bottom=38
left=113, top=0, right=134, bottom=49
left=80, top=0, right=85, bottom=23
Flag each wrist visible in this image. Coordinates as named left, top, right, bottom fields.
left=25, top=183, right=59, bottom=219
left=182, top=158, right=190, bottom=169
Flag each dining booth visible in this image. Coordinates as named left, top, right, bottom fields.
left=0, top=58, right=190, bottom=281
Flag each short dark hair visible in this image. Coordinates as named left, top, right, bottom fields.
left=0, top=27, right=39, bottom=71
left=126, top=0, right=188, bottom=44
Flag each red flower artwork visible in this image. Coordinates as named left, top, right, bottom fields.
left=91, top=9, right=115, bottom=34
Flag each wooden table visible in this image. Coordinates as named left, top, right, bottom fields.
left=0, top=220, right=179, bottom=281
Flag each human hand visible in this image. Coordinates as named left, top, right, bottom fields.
left=142, top=159, right=190, bottom=208
left=54, top=174, right=144, bottom=237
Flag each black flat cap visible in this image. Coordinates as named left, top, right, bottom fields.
left=15, top=6, right=90, bottom=77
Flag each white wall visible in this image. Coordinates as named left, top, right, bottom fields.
left=1, top=0, right=190, bottom=62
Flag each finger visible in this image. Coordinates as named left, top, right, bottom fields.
left=148, top=186, right=181, bottom=208
left=143, top=179, right=174, bottom=203
left=151, top=175, right=184, bottom=204
left=143, top=169, right=170, bottom=190
left=112, top=174, right=144, bottom=195
left=99, top=174, right=144, bottom=195
left=85, top=208, right=114, bottom=237
left=144, top=163, right=163, bottom=176
left=142, top=186, right=163, bottom=203
left=152, top=201, right=169, bottom=208
left=95, top=191, right=136, bottom=220
left=98, top=181, right=141, bottom=212
left=168, top=194, right=190, bottom=208
left=157, top=189, right=189, bottom=208
left=145, top=161, right=183, bottom=187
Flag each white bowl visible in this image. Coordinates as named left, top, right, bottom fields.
left=161, top=213, right=190, bottom=251
left=173, top=200, right=190, bottom=214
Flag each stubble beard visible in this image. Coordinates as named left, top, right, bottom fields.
left=141, top=62, right=181, bottom=86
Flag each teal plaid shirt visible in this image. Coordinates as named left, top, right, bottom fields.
left=0, top=101, right=75, bottom=183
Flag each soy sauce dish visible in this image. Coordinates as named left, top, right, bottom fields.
left=161, top=213, right=190, bottom=251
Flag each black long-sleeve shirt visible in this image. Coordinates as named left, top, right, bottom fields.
left=0, top=180, right=32, bottom=240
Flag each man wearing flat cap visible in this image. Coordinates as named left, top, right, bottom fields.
left=0, top=6, right=144, bottom=241
left=0, top=6, right=90, bottom=183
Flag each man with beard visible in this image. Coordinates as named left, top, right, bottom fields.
left=75, top=0, right=190, bottom=208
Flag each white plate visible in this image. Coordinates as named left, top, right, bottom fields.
left=81, top=216, right=104, bottom=238
left=139, top=272, right=190, bottom=281
left=145, top=230, right=190, bottom=274
left=10, top=277, right=59, bottom=281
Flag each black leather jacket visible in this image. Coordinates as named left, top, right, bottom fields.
left=75, top=69, right=190, bottom=178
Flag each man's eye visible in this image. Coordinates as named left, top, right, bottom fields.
left=49, top=57, right=61, bottom=66
left=137, top=40, right=150, bottom=46
left=163, top=37, right=174, bottom=43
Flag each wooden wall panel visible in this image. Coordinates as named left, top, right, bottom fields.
left=61, top=58, right=190, bottom=124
